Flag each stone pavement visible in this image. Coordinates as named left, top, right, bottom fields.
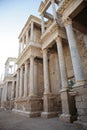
left=0, top=109, right=85, bottom=130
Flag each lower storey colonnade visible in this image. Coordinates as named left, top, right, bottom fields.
left=1, top=21, right=87, bottom=123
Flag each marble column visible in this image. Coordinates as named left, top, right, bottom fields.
left=5, top=83, right=8, bottom=101
left=56, top=36, right=68, bottom=89
left=22, top=36, right=24, bottom=51
left=34, top=61, right=38, bottom=95
left=30, top=22, right=34, bottom=41
left=19, top=41, right=21, bottom=55
left=24, top=61, right=28, bottom=97
left=11, top=81, right=15, bottom=100
left=29, top=56, right=34, bottom=96
left=43, top=49, right=50, bottom=94
left=56, top=36, right=71, bottom=122
left=19, top=66, right=24, bottom=97
left=26, top=30, right=29, bottom=45
left=41, top=15, right=45, bottom=34
left=84, top=35, right=87, bottom=50
left=51, top=0, right=57, bottom=20
left=64, top=18, right=85, bottom=85
left=16, top=69, right=20, bottom=98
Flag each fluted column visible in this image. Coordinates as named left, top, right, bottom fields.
left=19, top=66, right=24, bottom=97
left=64, top=18, right=85, bottom=84
left=16, top=69, right=20, bottom=98
left=11, top=81, right=15, bottom=100
left=51, top=0, right=57, bottom=20
left=30, top=22, right=34, bottom=41
left=29, top=56, right=34, bottom=96
left=41, top=15, right=45, bottom=34
left=56, top=36, right=68, bottom=89
left=24, top=61, right=28, bottom=97
left=43, top=49, right=50, bottom=94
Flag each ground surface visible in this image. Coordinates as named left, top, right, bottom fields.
left=0, top=109, right=85, bottom=130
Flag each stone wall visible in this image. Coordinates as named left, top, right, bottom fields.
left=75, top=30, right=87, bottom=78
left=49, top=52, right=62, bottom=113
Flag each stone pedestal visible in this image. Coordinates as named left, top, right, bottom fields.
left=73, top=84, right=87, bottom=122
left=27, top=96, right=43, bottom=117
left=13, top=96, right=43, bottom=117
left=10, top=99, right=14, bottom=110
left=59, top=88, right=71, bottom=122
left=41, top=94, right=57, bottom=118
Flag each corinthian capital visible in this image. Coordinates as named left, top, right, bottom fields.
left=62, top=17, right=72, bottom=26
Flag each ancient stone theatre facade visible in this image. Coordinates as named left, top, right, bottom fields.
left=0, top=0, right=87, bottom=127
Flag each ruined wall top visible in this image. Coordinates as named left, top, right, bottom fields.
left=38, top=0, right=62, bottom=14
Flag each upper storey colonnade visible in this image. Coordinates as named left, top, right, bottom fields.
left=18, top=16, right=41, bottom=56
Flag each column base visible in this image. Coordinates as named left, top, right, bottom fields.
left=60, top=88, right=72, bottom=122
left=59, top=113, right=71, bottom=122
left=41, top=112, right=58, bottom=118
left=10, top=99, right=14, bottom=110
left=42, top=93, right=58, bottom=118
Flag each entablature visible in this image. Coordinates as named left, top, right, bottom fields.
left=57, top=0, right=85, bottom=20
left=40, top=21, right=66, bottom=49
left=17, top=44, right=42, bottom=68
left=18, top=15, right=41, bottom=40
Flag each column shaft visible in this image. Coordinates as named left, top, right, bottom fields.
left=22, top=37, right=24, bottom=51
left=64, top=19, right=85, bottom=82
left=84, top=35, right=87, bottom=50
left=34, top=62, right=38, bottom=95
left=16, top=69, right=20, bottom=98
left=41, top=15, right=45, bottom=34
left=19, top=42, right=21, bottom=55
left=29, top=56, right=34, bottom=96
left=56, top=37, right=68, bottom=88
left=24, top=61, right=28, bottom=97
left=43, top=49, right=50, bottom=94
left=51, top=0, right=57, bottom=20
left=26, top=30, right=29, bottom=45
left=30, top=22, right=34, bottom=41
left=19, top=66, right=24, bottom=97
left=11, top=81, right=15, bottom=100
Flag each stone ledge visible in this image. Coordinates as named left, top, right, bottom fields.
left=41, top=112, right=58, bottom=118
left=74, top=121, right=87, bottom=130
left=12, top=109, right=41, bottom=117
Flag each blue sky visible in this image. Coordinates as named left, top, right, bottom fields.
left=0, top=0, right=42, bottom=78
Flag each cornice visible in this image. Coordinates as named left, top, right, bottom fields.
left=57, top=0, right=72, bottom=14
left=17, top=43, right=42, bottom=68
